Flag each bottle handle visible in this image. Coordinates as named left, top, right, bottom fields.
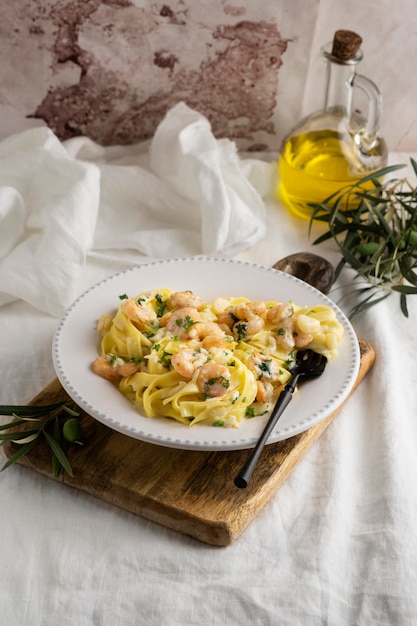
left=352, top=73, right=383, bottom=149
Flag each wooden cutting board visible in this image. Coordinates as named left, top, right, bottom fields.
left=3, top=339, right=374, bottom=546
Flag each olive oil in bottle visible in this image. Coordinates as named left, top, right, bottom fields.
left=278, top=30, right=387, bottom=219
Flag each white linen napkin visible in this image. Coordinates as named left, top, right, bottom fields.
left=0, top=102, right=272, bottom=317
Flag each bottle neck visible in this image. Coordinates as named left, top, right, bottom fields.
left=321, top=43, right=362, bottom=116
left=323, top=61, right=356, bottom=113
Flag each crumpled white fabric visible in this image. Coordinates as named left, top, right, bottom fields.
left=0, top=102, right=272, bottom=317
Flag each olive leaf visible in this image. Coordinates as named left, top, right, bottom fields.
left=309, top=161, right=417, bottom=318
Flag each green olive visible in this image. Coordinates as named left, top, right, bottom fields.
left=63, top=418, right=83, bottom=443
left=409, top=230, right=417, bottom=246
left=357, top=242, right=380, bottom=257
left=397, top=230, right=417, bottom=249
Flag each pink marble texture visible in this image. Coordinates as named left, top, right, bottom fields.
left=2, top=1, right=415, bottom=152
left=2, top=0, right=291, bottom=151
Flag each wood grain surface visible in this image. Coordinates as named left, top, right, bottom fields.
left=3, top=339, right=375, bottom=546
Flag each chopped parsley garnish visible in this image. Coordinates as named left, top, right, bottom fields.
left=257, top=359, right=274, bottom=378
left=119, top=293, right=128, bottom=300
left=159, top=351, right=172, bottom=368
left=235, top=322, right=247, bottom=341
left=155, top=293, right=167, bottom=317
left=136, top=297, right=146, bottom=305
left=245, top=406, right=268, bottom=418
left=184, top=315, right=199, bottom=331
left=142, top=322, right=160, bottom=338
left=203, top=376, right=230, bottom=398
left=285, top=350, right=296, bottom=368
left=176, top=315, right=200, bottom=332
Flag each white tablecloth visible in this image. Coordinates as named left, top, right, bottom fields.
left=1, top=153, right=417, bottom=626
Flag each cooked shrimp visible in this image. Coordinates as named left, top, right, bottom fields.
left=202, top=334, right=232, bottom=350
left=275, top=318, right=296, bottom=350
left=197, top=321, right=224, bottom=339
left=196, top=321, right=229, bottom=350
left=122, top=298, right=157, bottom=328
left=197, top=362, right=231, bottom=397
left=118, top=361, right=142, bottom=377
left=293, top=330, right=313, bottom=349
left=169, top=291, right=206, bottom=311
left=233, top=315, right=264, bottom=340
left=216, top=308, right=237, bottom=330
left=275, top=317, right=313, bottom=350
left=247, top=352, right=281, bottom=382
left=158, top=311, right=170, bottom=327
left=166, top=307, right=201, bottom=339
left=226, top=301, right=266, bottom=340
left=171, top=349, right=207, bottom=379
left=244, top=315, right=265, bottom=335
left=234, top=301, right=267, bottom=320
left=266, top=303, right=294, bottom=325
left=92, top=354, right=141, bottom=381
left=255, top=380, right=268, bottom=403
left=92, top=355, right=121, bottom=381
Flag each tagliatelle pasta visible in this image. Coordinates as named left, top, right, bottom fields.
left=92, top=288, right=344, bottom=428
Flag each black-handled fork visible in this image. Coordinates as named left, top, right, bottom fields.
left=234, top=349, right=327, bottom=489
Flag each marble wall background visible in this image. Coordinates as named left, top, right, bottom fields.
left=1, top=0, right=416, bottom=153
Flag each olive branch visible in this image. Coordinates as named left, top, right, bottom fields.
left=309, top=160, right=417, bottom=318
left=0, top=403, right=83, bottom=477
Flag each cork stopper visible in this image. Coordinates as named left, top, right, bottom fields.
left=331, top=30, right=362, bottom=61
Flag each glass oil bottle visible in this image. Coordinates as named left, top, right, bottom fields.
left=278, top=30, right=388, bottom=219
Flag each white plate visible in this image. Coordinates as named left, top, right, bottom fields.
left=53, top=257, right=360, bottom=451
